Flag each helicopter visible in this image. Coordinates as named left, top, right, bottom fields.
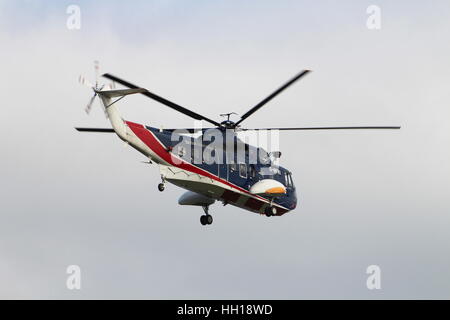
left=76, top=64, right=400, bottom=225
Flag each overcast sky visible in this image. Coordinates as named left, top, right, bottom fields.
left=0, top=0, right=449, bottom=299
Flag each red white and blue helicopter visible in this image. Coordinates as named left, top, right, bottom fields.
left=76, top=63, right=400, bottom=225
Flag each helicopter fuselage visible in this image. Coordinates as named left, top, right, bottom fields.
left=124, top=120, right=297, bottom=216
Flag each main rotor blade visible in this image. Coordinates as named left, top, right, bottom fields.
left=234, top=70, right=311, bottom=127
left=240, top=126, right=401, bottom=131
left=102, top=73, right=221, bottom=127
left=75, top=127, right=115, bottom=133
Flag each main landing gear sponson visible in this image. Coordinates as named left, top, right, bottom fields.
left=200, top=206, right=213, bottom=226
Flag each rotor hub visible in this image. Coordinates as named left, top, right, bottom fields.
left=220, top=120, right=236, bottom=129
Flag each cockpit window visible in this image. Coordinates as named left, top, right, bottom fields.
left=278, top=171, right=293, bottom=188
left=287, top=172, right=294, bottom=188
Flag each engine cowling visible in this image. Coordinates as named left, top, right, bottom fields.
left=178, top=191, right=215, bottom=206
left=249, top=179, right=286, bottom=197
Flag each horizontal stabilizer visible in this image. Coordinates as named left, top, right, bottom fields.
left=98, top=88, right=148, bottom=98
left=75, top=127, right=114, bottom=133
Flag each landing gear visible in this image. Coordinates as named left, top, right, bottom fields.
left=200, top=206, right=213, bottom=225
left=200, top=214, right=213, bottom=225
left=265, top=206, right=277, bottom=217
left=158, top=176, right=166, bottom=192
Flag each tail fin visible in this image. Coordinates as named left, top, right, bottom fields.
left=96, top=88, right=147, bottom=141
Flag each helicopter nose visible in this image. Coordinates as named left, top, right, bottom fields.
left=291, top=191, right=298, bottom=209
left=250, top=179, right=286, bottom=197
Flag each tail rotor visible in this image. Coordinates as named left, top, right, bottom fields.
left=79, top=61, right=115, bottom=115
left=85, top=91, right=98, bottom=114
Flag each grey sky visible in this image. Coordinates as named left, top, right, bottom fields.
left=0, top=0, right=449, bottom=299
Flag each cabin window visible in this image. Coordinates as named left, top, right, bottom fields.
left=239, top=163, right=247, bottom=178
left=229, top=163, right=237, bottom=172
left=249, top=165, right=256, bottom=178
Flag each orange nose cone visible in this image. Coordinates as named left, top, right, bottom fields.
left=265, top=186, right=286, bottom=195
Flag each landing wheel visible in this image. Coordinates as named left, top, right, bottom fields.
left=200, top=206, right=213, bottom=225
left=265, top=206, right=277, bottom=217
left=158, top=183, right=165, bottom=192
left=200, top=214, right=213, bottom=225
